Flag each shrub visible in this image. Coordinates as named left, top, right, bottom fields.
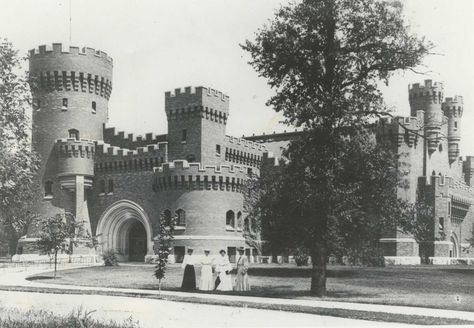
left=294, top=249, right=309, bottom=266
left=102, top=249, right=119, bottom=267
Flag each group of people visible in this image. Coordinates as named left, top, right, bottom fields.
left=180, top=247, right=250, bottom=292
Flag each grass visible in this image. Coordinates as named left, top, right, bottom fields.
left=0, top=306, right=139, bottom=328
left=29, top=263, right=474, bottom=312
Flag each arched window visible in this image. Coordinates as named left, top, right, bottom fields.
left=226, top=210, right=235, bottom=228
left=176, top=209, right=186, bottom=226
left=108, top=179, right=114, bottom=193
left=99, top=180, right=106, bottom=194
left=163, top=209, right=172, bottom=226
left=244, top=218, right=249, bottom=231
left=68, top=129, right=79, bottom=140
left=237, top=211, right=242, bottom=229
left=44, top=180, right=53, bottom=197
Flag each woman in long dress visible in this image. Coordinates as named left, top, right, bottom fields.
left=199, top=249, right=213, bottom=291
left=181, top=247, right=196, bottom=291
left=215, top=249, right=233, bottom=291
left=235, top=247, right=250, bottom=291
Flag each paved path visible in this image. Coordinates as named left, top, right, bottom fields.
left=0, top=289, right=408, bottom=328
left=0, top=266, right=472, bottom=327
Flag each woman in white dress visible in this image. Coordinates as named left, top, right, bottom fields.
left=214, top=249, right=233, bottom=291
left=199, top=249, right=213, bottom=291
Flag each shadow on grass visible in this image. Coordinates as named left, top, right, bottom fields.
left=248, top=267, right=358, bottom=278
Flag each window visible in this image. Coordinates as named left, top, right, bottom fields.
left=186, top=154, right=196, bottom=162
left=68, top=129, right=79, bottom=140
left=44, top=181, right=53, bottom=197
left=163, top=209, right=172, bottom=226
left=448, top=202, right=451, bottom=216
left=244, top=218, right=250, bottom=231
left=454, top=122, right=458, bottom=130
left=226, top=210, right=235, bottom=228
left=439, top=217, right=444, bottom=231
left=247, top=168, right=253, bottom=175
left=99, top=180, right=106, bottom=194
left=216, top=144, right=221, bottom=155
left=181, top=129, right=187, bottom=142
left=176, top=209, right=186, bottom=226
left=92, top=101, right=96, bottom=113
left=237, top=211, right=242, bottom=229
left=108, top=179, right=114, bottom=194
left=62, top=98, right=68, bottom=109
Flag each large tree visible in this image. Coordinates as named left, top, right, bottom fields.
left=242, top=0, right=430, bottom=296
left=0, top=39, right=40, bottom=255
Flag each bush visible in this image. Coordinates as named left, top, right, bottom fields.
left=102, top=249, right=119, bottom=267
left=294, top=249, right=309, bottom=266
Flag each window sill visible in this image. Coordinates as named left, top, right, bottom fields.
left=61, top=107, right=68, bottom=111
left=175, top=226, right=186, bottom=231
left=99, top=192, right=105, bottom=196
left=237, top=228, right=242, bottom=232
left=181, top=141, right=187, bottom=144
left=92, top=111, right=96, bottom=114
left=226, top=226, right=235, bottom=231
left=107, top=192, right=114, bottom=195
left=43, top=195, right=53, bottom=200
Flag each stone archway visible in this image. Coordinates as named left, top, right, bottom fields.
left=97, top=200, right=154, bottom=262
left=450, top=234, right=459, bottom=258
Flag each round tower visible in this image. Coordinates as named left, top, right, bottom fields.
left=442, top=96, right=463, bottom=164
left=408, top=80, right=444, bottom=154
left=28, top=43, right=113, bottom=234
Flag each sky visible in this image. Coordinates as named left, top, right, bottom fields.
left=0, top=0, right=473, bottom=154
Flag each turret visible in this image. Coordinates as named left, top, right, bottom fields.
left=165, top=86, right=229, bottom=165
left=442, top=96, right=463, bottom=164
left=28, top=43, right=113, bottom=235
left=408, top=80, right=444, bottom=153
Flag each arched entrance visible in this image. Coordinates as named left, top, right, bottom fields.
left=450, top=234, right=459, bottom=258
left=97, top=200, right=154, bottom=262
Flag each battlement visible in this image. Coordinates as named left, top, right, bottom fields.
left=165, top=86, right=229, bottom=102
left=94, top=140, right=168, bottom=173
left=443, top=96, right=464, bottom=115
left=103, top=125, right=167, bottom=149
left=29, top=43, right=113, bottom=63
left=422, top=175, right=474, bottom=200
left=409, top=79, right=444, bottom=94
left=153, top=160, right=247, bottom=193
left=376, top=113, right=423, bottom=148
left=225, top=136, right=268, bottom=152
left=55, top=138, right=96, bottom=159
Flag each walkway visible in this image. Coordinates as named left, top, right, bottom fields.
left=0, top=266, right=473, bottom=326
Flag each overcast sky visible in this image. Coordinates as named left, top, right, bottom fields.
left=1, top=0, right=473, bottom=154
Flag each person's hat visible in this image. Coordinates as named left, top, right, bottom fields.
left=204, top=249, right=211, bottom=252
left=188, top=247, right=194, bottom=251
left=219, top=249, right=226, bottom=254
left=238, top=247, right=245, bottom=251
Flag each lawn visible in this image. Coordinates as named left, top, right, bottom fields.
left=29, top=263, right=474, bottom=312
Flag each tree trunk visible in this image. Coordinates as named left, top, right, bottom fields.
left=310, top=240, right=327, bottom=297
left=54, top=250, right=58, bottom=278
left=7, top=235, right=18, bottom=257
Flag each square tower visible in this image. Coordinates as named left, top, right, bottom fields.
left=165, top=86, right=229, bottom=165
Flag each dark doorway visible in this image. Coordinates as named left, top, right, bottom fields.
left=228, top=247, right=237, bottom=263
left=129, top=221, right=147, bottom=262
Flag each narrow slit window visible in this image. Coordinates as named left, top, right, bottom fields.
left=62, top=98, right=68, bottom=109
left=108, top=179, right=114, bottom=193
left=182, top=129, right=187, bottom=142
left=216, top=144, right=221, bottom=155
left=92, top=101, right=97, bottom=113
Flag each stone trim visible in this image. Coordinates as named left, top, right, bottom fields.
left=172, top=235, right=245, bottom=241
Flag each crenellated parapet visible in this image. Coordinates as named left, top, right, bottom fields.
left=165, top=86, right=229, bottom=124
left=443, top=96, right=463, bottom=164
left=224, top=135, right=267, bottom=168
left=29, top=43, right=113, bottom=100
left=409, top=80, right=444, bottom=153
left=54, top=138, right=96, bottom=189
left=153, top=160, right=247, bottom=193
left=375, top=112, right=423, bottom=148
left=103, top=125, right=167, bottom=149
left=94, top=141, right=168, bottom=173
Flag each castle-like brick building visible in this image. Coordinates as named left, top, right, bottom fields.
left=18, top=43, right=474, bottom=265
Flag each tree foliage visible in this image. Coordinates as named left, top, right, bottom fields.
left=0, top=39, right=40, bottom=255
left=242, top=0, right=431, bottom=296
left=36, top=213, right=89, bottom=278
left=153, top=211, right=177, bottom=292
